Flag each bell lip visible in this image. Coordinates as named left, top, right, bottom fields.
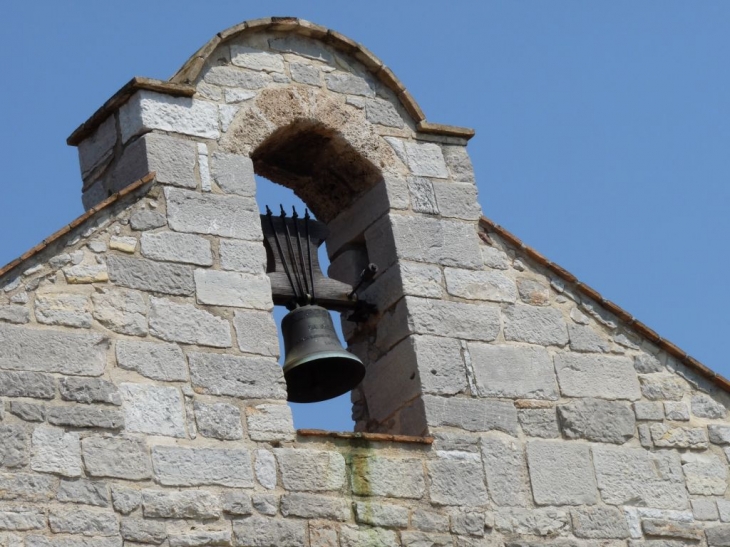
left=283, top=349, right=363, bottom=373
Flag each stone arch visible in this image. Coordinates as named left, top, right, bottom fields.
left=219, top=85, right=404, bottom=222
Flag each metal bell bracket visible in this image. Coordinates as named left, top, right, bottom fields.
left=261, top=206, right=378, bottom=321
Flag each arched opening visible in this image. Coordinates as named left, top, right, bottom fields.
left=256, top=174, right=356, bottom=432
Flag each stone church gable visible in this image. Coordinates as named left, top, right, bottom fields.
left=0, top=16, right=728, bottom=546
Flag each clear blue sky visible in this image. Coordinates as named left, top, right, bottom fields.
left=1, top=2, right=728, bottom=431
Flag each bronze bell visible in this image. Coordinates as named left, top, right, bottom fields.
left=282, top=304, right=365, bottom=403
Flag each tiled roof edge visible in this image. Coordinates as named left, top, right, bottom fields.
left=478, top=216, right=730, bottom=394
left=0, top=173, right=156, bottom=282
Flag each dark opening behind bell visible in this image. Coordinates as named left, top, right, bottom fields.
left=263, top=206, right=366, bottom=403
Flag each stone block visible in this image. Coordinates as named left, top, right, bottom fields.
left=31, top=426, right=82, bottom=478
left=664, top=402, right=690, bottom=421
left=413, top=335, right=468, bottom=396
left=405, top=297, right=501, bottom=342
left=57, top=479, right=109, bottom=507
left=639, top=375, right=687, bottom=401
left=281, top=493, right=350, bottom=521
left=515, top=278, right=550, bottom=306
left=169, top=531, right=231, bottom=546
left=0, top=305, right=30, bottom=324
left=149, top=297, right=232, bottom=348
left=91, top=288, right=147, bottom=336
left=428, top=458, right=488, bottom=506
left=151, top=446, right=253, bottom=487
left=365, top=98, right=404, bottom=128
left=255, top=449, right=277, bottom=490
left=388, top=215, right=482, bottom=269
left=0, top=324, right=108, bottom=376
left=650, top=423, right=709, bottom=449
left=634, top=401, right=664, bottom=421
left=433, top=182, right=481, bottom=220
left=705, top=524, right=730, bottom=546
left=140, top=232, right=213, bottom=266
left=568, top=323, right=611, bottom=353
left=109, top=236, right=137, bottom=253
left=142, top=490, right=220, bottom=519
left=469, top=344, right=558, bottom=400
left=400, top=531, right=451, bottom=547
left=408, top=176, right=439, bottom=214
left=635, top=353, right=664, bottom=373
left=362, top=337, right=420, bottom=423
left=224, top=88, right=257, bottom=103
left=348, top=455, right=426, bottom=499
left=111, top=486, right=141, bottom=514
left=120, top=518, right=167, bottom=544
left=593, top=445, right=688, bottom=509
left=78, top=115, right=116, bottom=178
left=481, top=245, right=510, bottom=270
left=570, top=506, right=630, bottom=539
left=211, top=152, right=256, bottom=196
left=203, top=65, right=270, bottom=88
left=693, top=498, right=720, bottom=521
left=0, top=425, right=28, bottom=468
left=641, top=518, right=704, bottom=541
left=557, top=398, right=635, bottom=444
left=194, top=269, right=273, bottom=310
left=246, top=404, right=295, bottom=441
left=692, top=394, right=727, bottom=419
left=481, top=434, right=530, bottom=506
left=0, top=473, right=56, bottom=502
left=450, top=510, right=488, bottom=536
left=220, top=240, right=267, bottom=273
left=119, top=383, right=186, bottom=438
left=412, top=509, right=450, bottom=532
left=194, top=401, right=243, bottom=440
left=0, top=507, right=46, bottom=531
left=340, top=526, right=398, bottom=547
left=130, top=208, right=166, bottom=231
left=188, top=351, right=286, bottom=399
left=290, top=63, right=321, bottom=85
left=442, top=145, right=476, bottom=183
left=119, top=90, right=219, bottom=142
left=385, top=138, right=449, bottom=178
left=8, top=401, right=45, bottom=422
left=47, top=406, right=124, bottom=430
left=423, top=394, right=519, bottom=435
left=444, top=268, right=517, bottom=303
left=82, top=436, right=151, bottom=480
left=526, top=440, right=598, bottom=505
left=222, top=490, right=253, bottom=515
left=62, top=263, right=109, bottom=284
left=0, top=371, right=55, bottom=399
left=59, top=379, right=120, bottom=407
left=252, top=493, right=278, bottom=516
left=25, top=536, right=121, bottom=547
left=681, top=452, right=727, bottom=495
left=232, top=516, right=306, bottom=547
left=115, top=339, right=188, bottom=382
left=107, top=254, right=194, bottom=296
left=325, top=72, right=375, bottom=96
left=121, top=132, right=198, bottom=189
left=710, top=424, right=730, bottom=445
left=353, top=501, right=409, bottom=528
left=554, top=353, right=641, bottom=400
left=165, top=187, right=261, bottom=240
left=231, top=44, right=284, bottom=72
left=518, top=407, right=560, bottom=438
left=275, top=448, right=345, bottom=492
left=233, top=311, right=280, bottom=357
left=504, top=304, right=568, bottom=346
left=35, top=292, right=91, bottom=328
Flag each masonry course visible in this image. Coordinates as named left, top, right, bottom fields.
left=0, top=16, right=727, bottom=546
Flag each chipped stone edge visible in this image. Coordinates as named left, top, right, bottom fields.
left=478, top=215, right=730, bottom=395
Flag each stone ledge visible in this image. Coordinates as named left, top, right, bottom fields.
left=0, top=173, right=156, bottom=282
left=67, top=78, right=196, bottom=145
left=479, top=215, right=730, bottom=398
left=297, top=429, right=434, bottom=445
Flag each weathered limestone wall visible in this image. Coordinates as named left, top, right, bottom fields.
left=0, top=17, right=728, bottom=546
